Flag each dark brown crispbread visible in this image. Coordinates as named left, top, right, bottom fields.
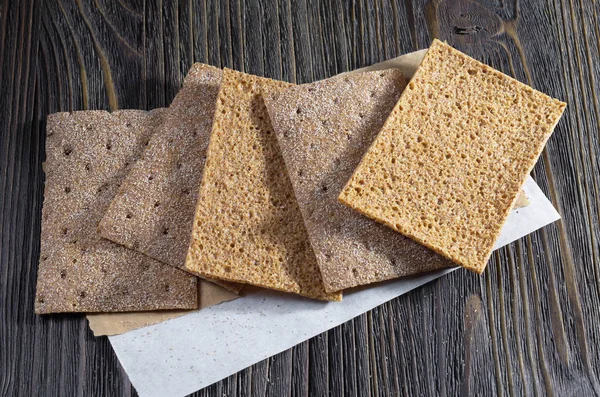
left=35, top=110, right=198, bottom=314
left=339, top=40, right=566, bottom=273
left=97, top=64, right=242, bottom=294
left=265, top=70, right=452, bottom=292
left=185, top=68, right=341, bottom=301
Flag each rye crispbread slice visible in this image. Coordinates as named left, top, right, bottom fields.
left=339, top=40, right=566, bottom=273
left=97, top=64, right=241, bottom=293
left=265, top=70, right=452, bottom=292
left=185, top=68, right=341, bottom=301
left=35, top=110, right=198, bottom=314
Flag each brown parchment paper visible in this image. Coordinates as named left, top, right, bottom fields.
left=87, top=280, right=238, bottom=336
left=86, top=48, right=528, bottom=336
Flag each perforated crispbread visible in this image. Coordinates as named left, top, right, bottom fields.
left=97, top=64, right=241, bottom=294
left=35, top=110, right=198, bottom=314
left=185, top=68, right=340, bottom=301
left=339, top=39, right=566, bottom=273
left=265, top=70, right=452, bottom=292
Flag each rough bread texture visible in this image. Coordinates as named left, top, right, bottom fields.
left=98, top=64, right=241, bottom=294
left=185, top=68, right=341, bottom=301
left=35, top=110, right=198, bottom=314
left=339, top=39, right=566, bottom=273
left=345, top=49, right=529, bottom=210
left=265, top=70, right=452, bottom=292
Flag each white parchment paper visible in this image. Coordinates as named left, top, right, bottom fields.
left=110, top=176, right=559, bottom=397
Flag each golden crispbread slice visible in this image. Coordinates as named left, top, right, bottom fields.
left=35, top=110, right=198, bottom=314
left=264, top=70, right=453, bottom=292
left=185, top=68, right=341, bottom=301
left=339, top=39, right=566, bottom=273
left=97, top=64, right=241, bottom=294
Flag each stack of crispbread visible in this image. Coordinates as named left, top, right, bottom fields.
left=35, top=39, right=565, bottom=315
left=183, top=69, right=340, bottom=301
left=263, top=70, right=452, bottom=292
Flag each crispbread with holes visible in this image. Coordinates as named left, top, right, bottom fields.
left=265, top=70, right=452, bottom=292
left=97, top=64, right=241, bottom=294
left=185, top=68, right=340, bottom=301
left=35, top=110, right=198, bottom=314
left=339, top=40, right=566, bottom=273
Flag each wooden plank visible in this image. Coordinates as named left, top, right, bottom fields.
left=353, top=314, right=372, bottom=397
left=250, top=358, right=270, bottom=396
left=144, top=0, right=166, bottom=109
left=327, top=327, right=344, bottom=397
left=289, top=0, right=313, bottom=84
left=340, top=319, right=358, bottom=397
left=308, top=333, right=329, bottom=396
left=266, top=350, right=293, bottom=397
left=242, top=0, right=263, bottom=75
left=291, top=342, right=309, bottom=397
left=162, top=0, right=182, bottom=102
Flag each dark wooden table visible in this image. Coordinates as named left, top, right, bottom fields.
left=2, top=0, right=599, bottom=396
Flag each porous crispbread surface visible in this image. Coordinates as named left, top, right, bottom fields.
left=339, top=39, right=566, bottom=273
left=35, top=110, right=198, bottom=314
left=265, top=70, right=452, bottom=292
left=185, top=68, right=341, bottom=301
left=97, top=64, right=241, bottom=294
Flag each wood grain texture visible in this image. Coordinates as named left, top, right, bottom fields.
left=1, top=0, right=599, bottom=396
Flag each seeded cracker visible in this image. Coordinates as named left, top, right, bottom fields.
left=339, top=40, right=566, bottom=273
left=98, top=64, right=241, bottom=293
left=185, top=69, right=341, bottom=301
left=35, top=110, right=198, bottom=314
left=265, top=70, right=452, bottom=292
